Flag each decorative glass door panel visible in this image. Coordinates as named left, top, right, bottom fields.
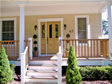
left=41, top=22, right=46, bottom=54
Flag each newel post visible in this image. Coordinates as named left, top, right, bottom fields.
left=58, top=37, right=63, bottom=84
left=28, top=38, right=32, bottom=60
left=21, top=53, right=25, bottom=83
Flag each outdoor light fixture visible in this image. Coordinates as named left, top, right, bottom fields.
left=64, top=24, right=67, bottom=30
left=34, top=25, right=37, bottom=31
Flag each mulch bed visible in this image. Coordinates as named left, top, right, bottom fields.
left=8, top=74, right=111, bottom=84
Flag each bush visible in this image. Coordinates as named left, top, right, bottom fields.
left=79, top=66, right=112, bottom=80
left=0, top=47, right=13, bottom=84
left=66, top=46, right=82, bottom=84
left=10, top=64, right=15, bottom=75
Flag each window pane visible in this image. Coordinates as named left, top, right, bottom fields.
left=55, top=24, right=58, bottom=38
left=41, top=24, right=45, bottom=38
left=2, top=21, right=14, bottom=32
left=78, top=18, right=86, bottom=31
left=78, top=31, right=87, bottom=39
left=78, top=18, right=87, bottom=39
left=2, top=20, right=14, bottom=40
left=49, top=24, right=52, bottom=38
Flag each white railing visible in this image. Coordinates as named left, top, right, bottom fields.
left=20, top=38, right=32, bottom=83
left=21, top=46, right=29, bottom=83
left=28, top=38, right=32, bottom=60
left=57, top=37, right=63, bottom=84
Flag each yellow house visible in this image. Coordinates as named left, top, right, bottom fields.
left=0, top=0, right=112, bottom=83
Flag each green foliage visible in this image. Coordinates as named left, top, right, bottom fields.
left=33, top=34, right=37, bottom=39
left=33, top=47, right=38, bottom=51
left=0, top=47, right=13, bottom=84
left=10, top=64, right=15, bottom=75
left=66, top=46, right=82, bottom=84
left=102, top=20, right=108, bottom=35
left=33, top=41, right=37, bottom=44
left=79, top=66, right=112, bottom=80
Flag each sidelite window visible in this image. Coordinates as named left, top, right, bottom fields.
left=78, top=18, right=87, bottom=39
left=2, top=20, right=14, bottom=40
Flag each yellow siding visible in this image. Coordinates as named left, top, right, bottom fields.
left=0, top=13, right=102, bottom=40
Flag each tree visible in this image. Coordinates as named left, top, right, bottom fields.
left=0, top=47, right=13, bottom=84
left=66, top=46, right=82, bottom=84
left=102, top=20, right=108, bottom=35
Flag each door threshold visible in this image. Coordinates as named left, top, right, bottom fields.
left=39, top=54, right=57, bottom=57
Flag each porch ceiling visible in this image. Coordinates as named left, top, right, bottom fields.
left=0, top=0, right=110, bottom=16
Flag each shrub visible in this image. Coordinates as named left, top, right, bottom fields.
left=79, top=66, right=112, bottom=80
left=33, top=47, right=38, bottom=51
left=33, top=41, right=37, bottom=44
left=10, top=64, right=15, bottom=75
left=33, top=34, right=37, bottom=39
left=0, top=47, right=13, bottom=84
left=66, top=46, right=82, bottom=84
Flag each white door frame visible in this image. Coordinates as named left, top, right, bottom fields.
left=38, top=18, right=64, bottom=56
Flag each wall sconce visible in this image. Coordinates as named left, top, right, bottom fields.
left=34, top=25, right=37, bottom=31
left=64, top=24, right=67, bottom=30
left=69, top=29, right=73, bottom=33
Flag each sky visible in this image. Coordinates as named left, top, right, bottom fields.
left=102, top=9, right=108, bottom=21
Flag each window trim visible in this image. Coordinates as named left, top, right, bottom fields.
left=0, top=18, right=16, bottom=41
left=75, top=15, right=90, bottom=39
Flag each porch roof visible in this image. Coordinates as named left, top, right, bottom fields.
left=0, top=0, right=111, bottom=16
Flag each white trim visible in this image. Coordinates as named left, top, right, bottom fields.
left=38, top=18, right=64, bottom=56
left=0, top=18, right=16, bottom=41
left=75, top=15, right=90, bottom=39
left=108, top=4, right=112, bottom=59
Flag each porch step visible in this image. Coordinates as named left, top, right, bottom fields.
left=28, top=66, right=58, bottom=72
left=25, top=78, right=57, bottom=83
left=27, top=71, right=57, bottom=77
left=29, top=60, right=57, bottom=66
left=26, top=60, right=58, bottom=83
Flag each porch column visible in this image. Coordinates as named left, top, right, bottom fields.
left=19, top=6, right=25, bottom=55
left=108, top=4, right=112, bottom=60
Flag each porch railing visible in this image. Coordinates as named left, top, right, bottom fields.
left=0, top=40, right=30, bottom=60
left=21, top=45, right=30, bottom=83
left=62, top=39, right=109, bottom=58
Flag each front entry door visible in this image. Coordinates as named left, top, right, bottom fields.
left=41, top=22, right=61, bottom=55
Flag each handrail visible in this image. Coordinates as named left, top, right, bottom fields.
left=21, top=46, right=29, bottom=83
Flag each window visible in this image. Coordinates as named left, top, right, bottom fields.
left=41, top=24, right=45, bottom=38
left=49, top=24, right=52, bottom=38
left=77, top=18, right=87, bottom=39
left=55, top=24, right=58, bottom=38
left=2, top=20, right=14, bottom=40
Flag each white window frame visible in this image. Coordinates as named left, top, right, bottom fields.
left=0, top=18, right=16, bottom=41
left=75, top=15, right=90, bottom=40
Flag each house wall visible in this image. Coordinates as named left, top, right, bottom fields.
left=0, top=13, right=102, bottom=40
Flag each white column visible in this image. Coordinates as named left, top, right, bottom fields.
left=108, top=4, right=112, bottom=60
left=19, top=7, right=25, bottom=55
